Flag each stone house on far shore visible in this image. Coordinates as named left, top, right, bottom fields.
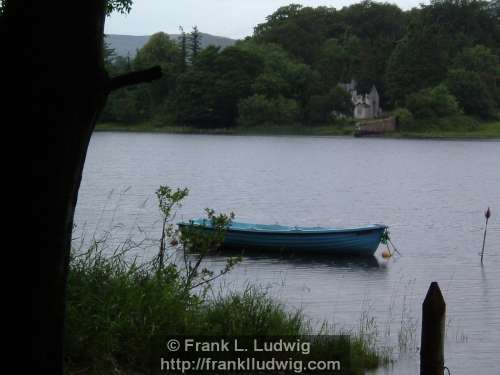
left=339, top=79, right=382, bottom=120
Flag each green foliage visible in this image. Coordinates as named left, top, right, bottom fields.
left=236, top=40, right=314, bottom=103
left=134, top=32, right=179, bottom=106
left=105, top=0, right=133, bottom=15
left=392, top=107, right=415, bottom=131
left=178, top=26, right=188, bottom=72
left=175, top=69, right=217, bottom=127
left=188, top=26, right=202, bottom=63
left=385, top=0, right=499, bottom=107
left=446, top=45, right=500, bottom=117
left=203, top=287, right=305, bottom=336
left=153, top=185, right=239, bottom=289
left=238, top=94, right=300, bottom=127
left=446, top=69, right=496, bottom=118
left=134, top=32, right=179, bottom=68
left=210, top=47, right=264, bottom=127
left=101, top=0, right=499, bottom=130
left=453, top=45, right=500, bottom=78
left=315, top=39, right=352, bottom=87
left=330, top=86, right=353, bottom=117
left=385, top=23, right=449, bottom=105
left=305, top=86, right=352, bottom=125
left=306, top=95, right=334, bottom=125
left=175, top=46, right=264, bottom=128
left=406, top=85, right=460, bottom=119
left=101, top=89, right=148, bottom=123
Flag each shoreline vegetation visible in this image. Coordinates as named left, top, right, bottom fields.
left=65, top=186, right=389, bottom=374
left=101, top=2, right=500, bottom=139
left=95, top=119, right=500, bottom=139
left=66, top=244, right=387, bottom=375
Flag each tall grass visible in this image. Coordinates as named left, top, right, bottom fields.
left=65, top=241, right=387, bottom=374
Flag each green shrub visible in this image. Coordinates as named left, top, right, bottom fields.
left=406, top=84, right=460, bottom=119
left=393, top=107, right=415, bottom=131
left=446, top=69, right=496, bottom=119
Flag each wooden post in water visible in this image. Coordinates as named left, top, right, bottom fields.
left=420, top=282, right=446, bottom=375
left=481, top=207, right=491, bottom=264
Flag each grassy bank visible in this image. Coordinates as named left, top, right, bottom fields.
left=96, top=119, right=500, bottom=139
left=399, top=120, right=500, bottom=139
left=95, top=122, right=354, bottom=136
left=65, top=244, right=386, bottom=374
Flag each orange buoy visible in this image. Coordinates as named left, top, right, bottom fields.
left=382, top=249, right=392, bottom=258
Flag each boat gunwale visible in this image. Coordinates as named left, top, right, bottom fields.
left=177, top=221, right=388, bottom=235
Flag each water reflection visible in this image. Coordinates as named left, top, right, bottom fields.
left=204, top=248, right=386, bottom=271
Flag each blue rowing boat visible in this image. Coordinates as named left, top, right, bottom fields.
left=178, top=219, right=388, bottom=256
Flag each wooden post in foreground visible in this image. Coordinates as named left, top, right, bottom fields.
left=420, top=282, right=446, bottom=375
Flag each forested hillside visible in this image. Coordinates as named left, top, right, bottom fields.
left=101, top=0, right=500, bottom=131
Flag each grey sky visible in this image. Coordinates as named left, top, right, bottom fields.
left=105, top=0, right=427, bottom=39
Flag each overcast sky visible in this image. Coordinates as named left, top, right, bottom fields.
left=105, top=0, right=427, bottom=39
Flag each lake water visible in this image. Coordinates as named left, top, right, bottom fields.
left=75, top=132, right=500, bottom=374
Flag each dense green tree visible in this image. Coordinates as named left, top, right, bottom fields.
left=211, top=47, right=264, bottom=127
left=238, top=94, right=300, bottom=126
left=314, top=39, right=351, bottom=87
left=193, top=45, right=221, bottom=70
left=406, top=85, right=461, bottom=119
left=236, top=41, right=315, bottom=104
left=134, top=32, right=179, bottom=115
left=452, top=45, right=500, bottom=100
left=135, top=32, right=179, bottom=68
left=175, top=69, right=217, bottom=127
left=178, top=26, right=187, bottom=72
left=252, top=72, right=290, bottom=98
left=306, top=95, right=333, bottom=125
left=339, top=1, right=407, bottom=98
left=330, top=86, right=353, bottom=117
left=254, top=5, right=338, bottom=64
left=446, top=69, right=496, bottom=118
left=417, top=0, right=500, bottom=55
left=254, top=4, right=304, bottom=36
left=385, top=21, right=449, bottom=105
left=385, top=0, right=499, bottom=107
left=306, top=86, right=352, bottom=125
left=188, top=26, right=202, bottom=63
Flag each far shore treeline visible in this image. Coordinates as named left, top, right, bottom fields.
left=101, top=0, right=500, bottom=132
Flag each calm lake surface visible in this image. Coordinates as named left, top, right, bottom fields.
left=75, top=132, right=500, bottom=374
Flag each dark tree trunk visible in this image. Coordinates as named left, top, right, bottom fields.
left=1, top=1, right=160, bottom=373
left=26, top=2, right=109, bottom=373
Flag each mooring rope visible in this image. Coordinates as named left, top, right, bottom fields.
left=381, top=228, right=402, bottom=256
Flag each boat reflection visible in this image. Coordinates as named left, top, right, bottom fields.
left=199, top=247, right=386, bottom=270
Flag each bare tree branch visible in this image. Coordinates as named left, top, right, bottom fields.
left=108, top=66, right=162, bottom=92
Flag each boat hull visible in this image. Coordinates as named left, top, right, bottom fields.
left=178, top=221, right=387, bottom=256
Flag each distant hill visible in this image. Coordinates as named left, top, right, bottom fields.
left=105, top=33, right=237, bottom=57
